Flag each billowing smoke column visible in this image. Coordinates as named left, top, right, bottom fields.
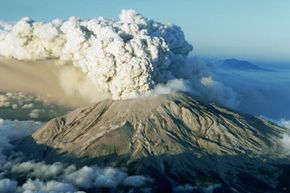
left=0, top=10, right=192, bottom=100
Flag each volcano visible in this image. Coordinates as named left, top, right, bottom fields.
left=31, top=92, right=289, bottom=193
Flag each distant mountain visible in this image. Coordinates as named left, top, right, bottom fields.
left=221, top=59, right=270, bottom=71
left=30, top=92, right=290, bottom=193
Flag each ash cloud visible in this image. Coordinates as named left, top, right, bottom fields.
left=0, top=9, right=243, bottom=109
left=58, top=65, right=110, bottom=103
left=0, top=9, right=288, bottom=122
left=0, top=10, right=192, bottom=100
left=0, top=21, right=12, bottom=32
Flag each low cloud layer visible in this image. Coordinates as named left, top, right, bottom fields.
left=278, top=119, right=290, bottom=150
left=0, top=118, right=40, bottom=164
left=0, top=91, right=72, bottom=121
left=0, top=118, right=152, bottom=193
left=214, top=63, right=290, bottom=119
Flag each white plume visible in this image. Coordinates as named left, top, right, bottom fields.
left=0, top=10, right=192, bottom=100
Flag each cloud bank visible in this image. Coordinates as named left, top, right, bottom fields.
left=0, top=118, right=41, bottom=164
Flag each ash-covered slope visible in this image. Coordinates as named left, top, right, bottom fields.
left=32, top=93, right=289, bottom=192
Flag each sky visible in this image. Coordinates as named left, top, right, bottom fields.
left=0, top=0, right=289, bottom=63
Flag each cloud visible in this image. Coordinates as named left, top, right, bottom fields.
left=281, top=134, right=290, bottom=150
left=213, top=62, right=290, bottom=119
left=139, top=79, right=192, bottom=98
left=21, top=103, right=34, bottom=109
left=0, top=21, right=12, bottom=32
left=0, top=91, right=74, bottom=121
left=58, top=65, right=110, bottom=103
left=94, top=167, right=127, bottom=188
left=65, top=166, right=150, bottom=189
left=198, top=75, right=240, bottom=108
left=277, top=119, right=290, bottom=150
left=64, top=166, right=95, bottom=189
left=259, top=116, right=290, bottom=130
left=0, top=179, right=18, bottom=193
left=0, top=118, right=41, bottom=164
left=0, top=95, right=10, bottom=107
left=12, top=161, right=64, bottom=179
left=259, top=116, right=290, bottom=151
left=29, top=109, right=44, bottom=119
left=0, top=10, right=244, bottom=109
left=1, top=8, right=289, bottom=119
left=22, top=179, right=78, bottom=193
left=0, top=10, right=192, bottom=100
left=278, top=119, right=290, bottom=129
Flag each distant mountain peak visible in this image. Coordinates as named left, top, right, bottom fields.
left=222, top=58, right=270, bottom=71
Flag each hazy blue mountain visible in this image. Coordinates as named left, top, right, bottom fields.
left=221, top=59, right=271, bottom=71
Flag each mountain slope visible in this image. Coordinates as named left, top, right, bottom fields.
left=32, top=93, right=289, bottom=192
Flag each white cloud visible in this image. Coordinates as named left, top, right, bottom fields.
left=65, top=166, right=95, bottom=189
left=94, top=167, right=127, bottom=188
left=22, top=103, right=34, bottom=109
left=200, top=76, right=214, bottom=87
left=139, top=79, right=192, bottom=98
left=259, top=116, right=290, bottom=151
left=22, top=179, right=77, bottom=193
left=29, top=109, right=43, bottom=119
left=66, top=166, right=128, bottom=189
left=281, top=134, right=290, bottom=150
left=279, top=119, right=290, bottom=150
left=279, top=119, right=290, bottom=129
left=12, top=161, right=64, bottom=179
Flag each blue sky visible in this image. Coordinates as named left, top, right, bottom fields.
left=0, top=0, right=289, bottom=63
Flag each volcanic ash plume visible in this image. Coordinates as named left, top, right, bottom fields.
left=0, top=10, right=192, bottom=100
